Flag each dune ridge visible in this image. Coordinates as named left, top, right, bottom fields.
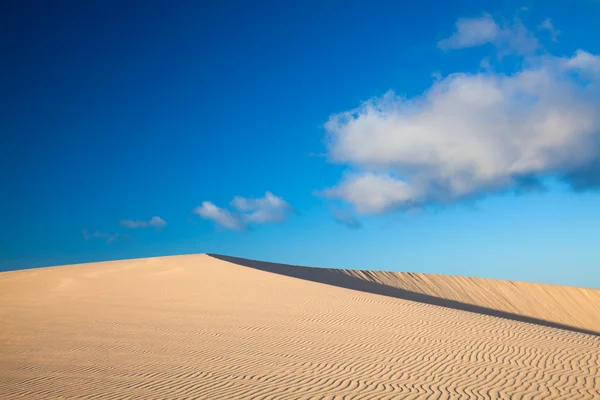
left=1, top=254, right=599, bottom=399
left=209, top=254, right=600, bottom=335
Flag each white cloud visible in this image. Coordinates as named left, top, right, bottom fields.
left=192, top=201, right=245, bottom=230
left=438, top=14, right=538, bottom=55
left=230, top=191, right=291, bottom=223
left=119, top=216, right=167, bottom=230
left=565, top=50, right=600, bottom=75
left=324, top=173, right=413, bottom=214
left=193, top=192, right=292, bottom=230
left=438, top=13, right=500, bottom=50
left=83, top=229, right=119, bottom=244
left=322, top=15, right=600, bottom=214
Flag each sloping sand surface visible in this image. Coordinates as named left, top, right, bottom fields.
left=1, top=254, right=599, bottom=399
left=211, top=254, right=600, bottom=334
left=350, top=269, right=600, bottom=333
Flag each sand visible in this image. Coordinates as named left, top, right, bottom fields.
left=211, top=254, right=600, bottom=334
left=1, top=254, right=599, bottom=399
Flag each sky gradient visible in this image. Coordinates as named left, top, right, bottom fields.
left=2, top=0, right=600, bottom=288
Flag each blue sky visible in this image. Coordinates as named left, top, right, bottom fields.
left=2, top=0, right=600, bottom=288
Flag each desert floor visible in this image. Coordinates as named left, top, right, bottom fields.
left=1, top=254, right=599, bottom=399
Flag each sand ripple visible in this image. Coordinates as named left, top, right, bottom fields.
left=1, top=254, right=598, bottom=399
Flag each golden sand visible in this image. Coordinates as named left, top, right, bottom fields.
left=1, top=254, right=598, bottom=399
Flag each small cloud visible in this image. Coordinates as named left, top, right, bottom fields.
left=331, top=206, right=362, bottom=229
left=438, top=13, right=539, bottom=55
left=192, top=202, right=245, bottom=230
left=230, top=191, right=292, bottom=224
left=438, top=13, right=500, bottom=50
left=83, top=229, right=119, bottom=244
left=193, top=192, right=292, bottom=230
left=538, top=18, right=560, bottom=42
left=119, top=216, right=167, bottom=231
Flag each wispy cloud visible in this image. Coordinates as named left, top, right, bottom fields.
left=438, top=13, right=501, bottom=50
left=538, top=18, right=560, bottom=42
left=119, top=216, right=167, bottom=230
left=193, top=192, right=292, bottom=230
left=438, top=13, right=539, bottom=55
left=82, top=229, right=119, bottom=244
left=322, top=14, right=600, bottom=214
left=331, top=206, right=362, bottom=229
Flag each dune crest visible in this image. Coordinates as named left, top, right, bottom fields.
left=1, top=254, right=599, bottom=399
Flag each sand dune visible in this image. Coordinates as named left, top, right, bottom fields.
left=1, top=254, right=599, bottom=399
left=211, top=254, right=600, bottom=335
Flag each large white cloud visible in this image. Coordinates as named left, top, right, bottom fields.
left=323, top=15, right=600, bottom=214
left=193, top=192, right=292, bottom=230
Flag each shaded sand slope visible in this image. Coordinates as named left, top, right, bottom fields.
left=210, top=254, right=600, bottom=335
left=0, top=254, right=598, bottom=399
